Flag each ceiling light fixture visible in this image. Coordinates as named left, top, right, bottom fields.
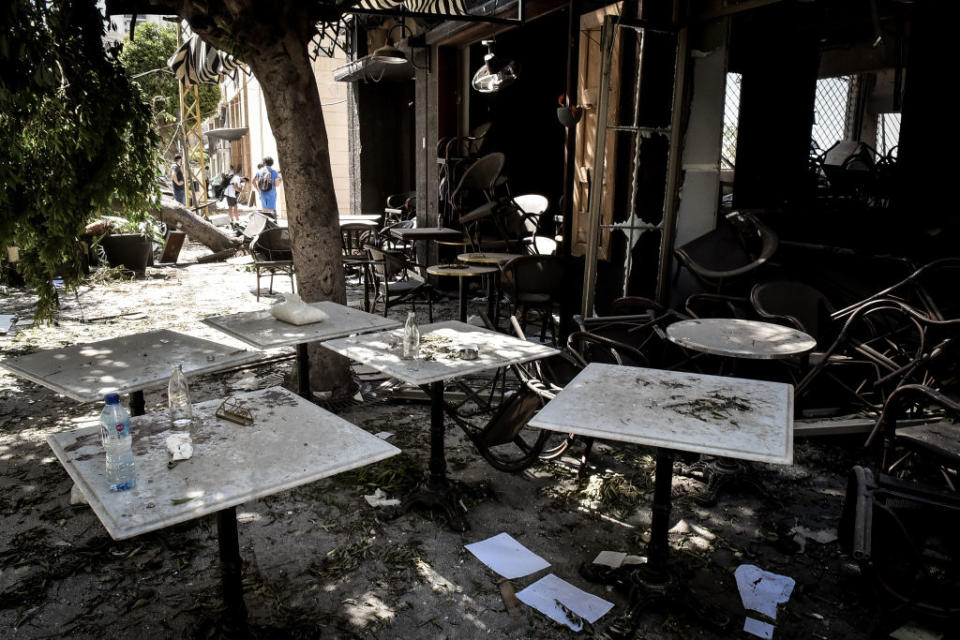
left=471, top=39, right=519, bottom=94
left=371, top=22, right=412, bottom=65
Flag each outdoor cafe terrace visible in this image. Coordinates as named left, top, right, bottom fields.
left=1, top=230, right=958, bottom=640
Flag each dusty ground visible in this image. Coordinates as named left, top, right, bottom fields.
left=0, top=236, right=909, bottom=639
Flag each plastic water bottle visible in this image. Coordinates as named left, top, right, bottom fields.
left=402, top=311, right=420, bottom=360
left=99, top=393, right=136, bottom=492
left=168, top=364, right=194, bottom=431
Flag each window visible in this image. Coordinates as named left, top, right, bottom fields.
left=811, top=75, right=852, bottom=153
left=721, top=72, right=742, bottom=169
left=876, top=112, right=901, bottom=157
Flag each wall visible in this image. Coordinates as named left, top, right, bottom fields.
left=217, top=49, right=352, bottom=218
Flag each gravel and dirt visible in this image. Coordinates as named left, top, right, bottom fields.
left=0, top=236, right=906, bottom=639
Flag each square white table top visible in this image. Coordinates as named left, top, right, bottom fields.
left=0, top=329, right=259, bottom=403
left=46, top=386, right=400, bottom=540
left=528, top=363, right=793, bottom=465
left=202, top=301, right=401, bottom=350
left=321, top=320, right=559, bottom=386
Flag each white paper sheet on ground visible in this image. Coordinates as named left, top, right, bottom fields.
left=735, top=564, right=796, bottom=620
left=516, top=573, right=614, bottom=631
left=464, top=532, right=550, bottom=579
left=744, top=617, right=776, bottom=639
left=592, top=551, right=627, bottom=568
left=374, top=432, right=394, bottom=440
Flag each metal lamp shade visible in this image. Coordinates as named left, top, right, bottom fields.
left=371, top=44, right=408, bottom=64
left=471, top=58, right=519, bottom=93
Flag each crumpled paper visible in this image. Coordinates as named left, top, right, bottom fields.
left=363, top=488, right=400, bottom=508
left=166, top=432, right=194, bottom=461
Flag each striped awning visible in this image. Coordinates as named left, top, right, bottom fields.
left=346, top=0, right=522, bottom=23
left=353, top=0, right=469, bottom=16
left=167, top=34, right=247, bottom=86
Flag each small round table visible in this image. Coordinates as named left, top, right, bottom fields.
left=457, top=253, right=524, bottom=323
left=666, top=318, right=815, bottom=507
left=666, top=318, right=816, bottom=359
left=426, top=264, right=498, bottom=323
left=456, top=252, right=522, bottom=265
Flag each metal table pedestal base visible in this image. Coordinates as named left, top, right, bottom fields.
left=587, top=449, right=731, bottom=639
left=384, top=381, right=471, bottom=532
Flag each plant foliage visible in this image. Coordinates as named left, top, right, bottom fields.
left=0, top=0, right=160, bottom=319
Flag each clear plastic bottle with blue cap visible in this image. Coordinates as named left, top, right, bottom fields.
left=99, top=393, right=136, bottom=491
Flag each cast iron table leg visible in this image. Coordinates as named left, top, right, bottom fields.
left=217, top=506, right=249, bottom=638
left=486, top=272, right=496, bottom=326
left=599, top=449, right=675, bottom=640
left=129, top=390, right=145, bottom=417
left=296, top=343, right=311, bottom=398
left=458, top=276, right=468, bottom=323
left=599, top=448, right=730, bottom=639
left=393, top=381, right=469, bottom=531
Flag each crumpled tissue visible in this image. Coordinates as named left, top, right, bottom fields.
left=166, top=432, right=194, bottom=461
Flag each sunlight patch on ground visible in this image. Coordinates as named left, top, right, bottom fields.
left=415, top=559, right=488, bottom=632
left=342, top=592, right=396, bottom=628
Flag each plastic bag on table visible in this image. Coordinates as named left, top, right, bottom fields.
left=270, top=293, right=329, bottom=326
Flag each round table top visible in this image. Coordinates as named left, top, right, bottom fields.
left=427, top=264, right=498, bottom=277
left=666, top=318, right=816, bottom=360
left=457, top=252, right=523, bottom=265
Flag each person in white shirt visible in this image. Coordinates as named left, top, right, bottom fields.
left=223, top=171, right=244, bottom=221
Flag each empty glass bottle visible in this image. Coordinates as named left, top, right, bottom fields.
left=402, top=311, right=420, bottom=360
left=168, top=364, right=194, bottom=431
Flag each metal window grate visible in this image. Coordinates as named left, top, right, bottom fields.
left=811, top=76, right=852, bottom=152
left=876, top=112, right=901, bottom=157
left=721, top=72, right=741, bottom=169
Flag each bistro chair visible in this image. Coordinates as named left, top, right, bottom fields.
left=500, top=255, right=568, bottom=344
left=435, top=313, right=581, bottom=473
left=840, top=384, right=960, bottom=619
left=363, top=245, right=434, bottom=322
left=250, top=227, right=295, bottom=300
left=448, top=153, right=504, bottom=216
left=750, top=280, right=836, bottom=348
left=795, top=299, right=930, bottom=413
left=866, top=383, right=960, bottom=485
left=674, top=210, right=778, bottom=292
left=839, top=464, right=960, bottom=622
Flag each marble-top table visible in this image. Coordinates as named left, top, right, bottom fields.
left=47, top=385, right=399, bottom=632
left=323, top=320, right=558, bottom=530
left=528, top=363, right=792, bottom=633
left=0, top=329, right=258, bottom=414
left=666, top=318, right=816, bottom=360
left=202, top=301, right=397, bottom=350
left=529, top=362, right=793, bottom=464
left=203, top=301, right=400, bottom=398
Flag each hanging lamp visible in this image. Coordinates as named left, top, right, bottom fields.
left=471, top=39, right=519, bottom=93
left=371, top=22, right=411, bottom=65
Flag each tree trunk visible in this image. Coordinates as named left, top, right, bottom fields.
left=244, top=40, right=352, bottom=397
left=154, top=196, right=241, bottom=253
left=148, top=1, right=352, bottom=397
